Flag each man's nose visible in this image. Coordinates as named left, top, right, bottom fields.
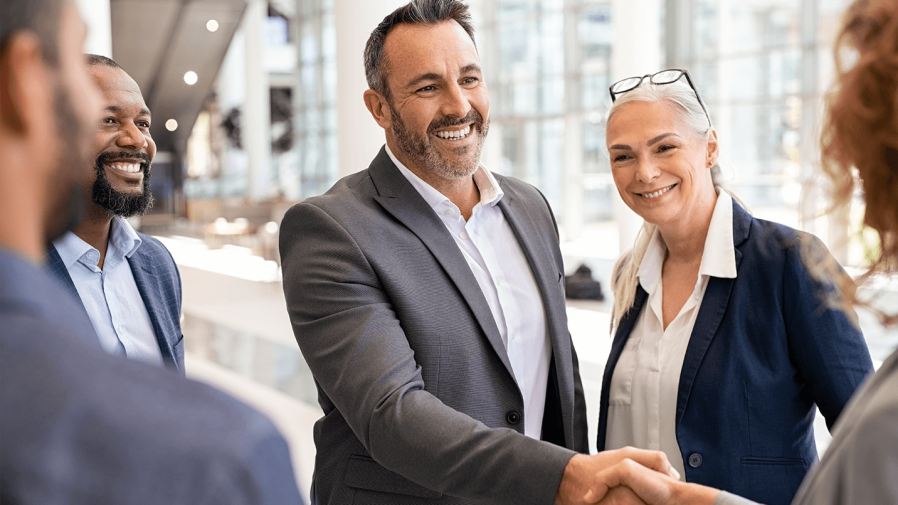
left=440, top=82, right=471, bottom=119
left=116, top=122, right=148, bottom=150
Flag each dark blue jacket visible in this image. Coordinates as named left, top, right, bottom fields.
left=0, top=248, right=304, bottom=504
left=597, top=201, right=874, bottom=505
left=46, top=232, right=184, bottom=373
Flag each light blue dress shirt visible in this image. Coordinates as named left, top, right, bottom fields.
left=52, top=216, right=164, bottom=366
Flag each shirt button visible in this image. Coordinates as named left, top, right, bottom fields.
left=459, top=231, right=468, bottom=240
left=446, top=209, right=455, bottom=216
left=506, top=411, right=521, bottom=425
left=494, top=277, right=502, bottom=286
left=688, top=453, right=703, bottom=468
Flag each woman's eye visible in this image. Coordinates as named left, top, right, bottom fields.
left=613, top=154, right=631, bottom=162
left=103, top=118, right=116, bottom=124
left=657, top=145, right=675, bottom=153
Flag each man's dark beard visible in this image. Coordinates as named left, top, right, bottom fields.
left=389, top=102, right=489, bottom=180
left=46, top=81, right=87, bottom=242
left=92, top=151, right=154, bottom=218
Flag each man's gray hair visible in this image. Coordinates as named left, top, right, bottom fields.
left=363, top=0, right=476, bottom=101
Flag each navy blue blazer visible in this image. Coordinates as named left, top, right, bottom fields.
left=597, top=201, right=874, bottom=505
left=46, top=232, right=184, bottom=374
left=0, top=249, right=304, bottom=504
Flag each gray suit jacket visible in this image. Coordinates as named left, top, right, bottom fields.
left=279, top=147, right=589, bottom=505
left=45, top=233, right=185, bottom=373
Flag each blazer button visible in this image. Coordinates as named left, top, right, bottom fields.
left=688, top=453, right=703, bottom=468
left=506, top=411, right=521, bottom=425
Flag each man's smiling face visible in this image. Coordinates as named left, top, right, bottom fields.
left=87, top=64, right=156, bottom=217
left=381, top=20, right=490, bottom=181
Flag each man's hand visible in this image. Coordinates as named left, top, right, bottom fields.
left=555, top=447, right=678, bottom=505
left=595, top=458, right=720, bottom=505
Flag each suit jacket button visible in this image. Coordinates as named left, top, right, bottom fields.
left=688, top=453, right=703, bottom=468
left=506, top=411, right=521, bottom=425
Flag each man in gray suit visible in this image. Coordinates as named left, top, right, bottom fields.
left=279, top=1, right=674, bottom=504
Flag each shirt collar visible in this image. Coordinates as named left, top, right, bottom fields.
left=51, top=216, right=142, bottom=269
left=385, top=143, right=504, bottom=213
left=699, top=190, right=737, bottom=280
left=637, top=190, right=737, bottom=293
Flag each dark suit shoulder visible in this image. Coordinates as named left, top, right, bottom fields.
left=0, top=302, right=301, bottom=504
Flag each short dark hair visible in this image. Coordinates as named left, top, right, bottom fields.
left=363, top=0, right=476, bottom=101
left=0, top=0, right=65, bottom=65
left=86, top=53, right=122, bottom=70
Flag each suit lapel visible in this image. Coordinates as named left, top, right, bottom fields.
left=128, top=249, right=180, bottom=372
left=45, top=245, right=81, bottom=300
left=497, top=180, right=577, bottom=443
left=675, top=200, right=751, bottom=426
left=369, top=148, right=515, bottom=380
left=597, top=287, right=648, bottom=450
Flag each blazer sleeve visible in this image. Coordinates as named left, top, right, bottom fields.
left=782, top=234, right=874, bottom=430
left=279, top=202, right=575, bottom=505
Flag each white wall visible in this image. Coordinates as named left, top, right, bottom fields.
left=333, top=0, right=408, bottom=177
left=74, top=0, right=112, bottom=57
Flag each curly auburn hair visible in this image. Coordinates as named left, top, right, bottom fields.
left=819, top=0, right=898, bottom=324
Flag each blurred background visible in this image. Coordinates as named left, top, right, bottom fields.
left=76, top=0, right=896, bottom=493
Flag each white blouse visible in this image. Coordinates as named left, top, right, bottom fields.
left=606, top=191, right=737, bottom=479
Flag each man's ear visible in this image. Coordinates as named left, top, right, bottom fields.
left=363, top=89, right=392, bottom=130
left=706, top=129, right=720, bottom=168
left=0, top=32, right=51, bottom=136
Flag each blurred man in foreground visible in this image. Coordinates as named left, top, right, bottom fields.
left=46, top=54, right=185, bottom=373
left=0, top=1, right=303, bottom=502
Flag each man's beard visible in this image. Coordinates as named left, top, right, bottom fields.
left=46, top=81, right=88, bottom=242
left=389, top=102, right=489, bottom=181
left=92, top=151, right=154, bottom=218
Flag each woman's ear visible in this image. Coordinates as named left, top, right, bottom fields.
left=706, top=129, right=720, bottom=168
left=363, top=89, right=392, bottom=130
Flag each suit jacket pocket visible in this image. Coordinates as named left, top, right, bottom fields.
left=740, top=456, right=808, bottom=466
left=344, top=455, right=442, bottom=499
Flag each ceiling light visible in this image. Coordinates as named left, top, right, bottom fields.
left=184, top=71, right=198, bottom=85
left=165, top=119, right=178, bottom=131
left=206, top=19, right=219, bottom=32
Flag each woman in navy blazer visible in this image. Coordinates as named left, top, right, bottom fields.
left=598, top=70, right=873, bottom=505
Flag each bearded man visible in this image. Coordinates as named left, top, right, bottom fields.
left=278, top=1, right=674, bottom=504
left=46, top=55, right=184, bottom=373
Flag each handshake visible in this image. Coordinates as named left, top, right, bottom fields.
left=555, top=448, right=721, bottom=505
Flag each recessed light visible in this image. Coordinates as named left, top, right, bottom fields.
left=184, top=71, right=198, bottom=85
left=206, top=19, right=219, bottom=32
left=165, top=119, right=178, bottom=131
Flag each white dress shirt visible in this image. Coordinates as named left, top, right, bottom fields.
left=606, top=191, right=737, bottom=479
left=52, top=216, right=163, bottom=366
left=386, top=145, right=552, bottom=439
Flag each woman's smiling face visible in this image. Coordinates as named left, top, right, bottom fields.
left=606, top=99, right=719, bottom=230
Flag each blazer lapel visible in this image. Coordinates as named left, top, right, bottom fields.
left=128, top=249, right=180, bottom=372
left=368, top=148, right=516, bottom=380
left=497, top=180, right=576, bottom=442
left=597, top=287, right=648, bottom=450
left=675, top=200, right=751, bottom=426
left=45, top=245, right=81, bottom=300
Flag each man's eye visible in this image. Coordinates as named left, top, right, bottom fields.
left=138, top=122, right=151, bottom=128
left=103, top=117, right=116, bottom=124
left=613, top=154, right=631, bottom=162
left=418, top=85, right=436, bottom=92
left=462, top=77, right=478, bottom=85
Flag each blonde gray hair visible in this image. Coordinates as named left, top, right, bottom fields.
left=608, top=80, right=739, bottom=332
